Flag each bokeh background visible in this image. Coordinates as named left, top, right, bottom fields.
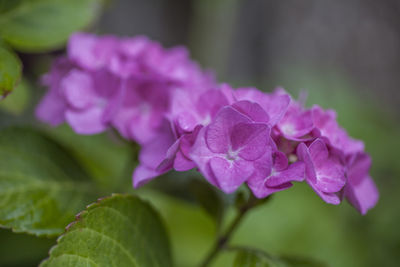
left=1, top=0, right=399, bottom=266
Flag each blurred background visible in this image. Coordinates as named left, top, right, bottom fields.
left=1, top=0, right=399, bottom=266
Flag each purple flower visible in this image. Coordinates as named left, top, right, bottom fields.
left=68, top=32, right=119, bottom=71
left=111, top=77, right=171, bottom=144
left=190, top=106, right=270, bottom=193
left=36, top=61, right=123, bottom=134
left=37, top=32, right=215, bottom=142
left=35, top=32, right=379, bottom=214
left=234, top=87, right=291, bottom=126
left=276, top=101, right=316, bottom=141
left=247, top=150, right=305, bottom=198
left=344, top=152, right=379, bottom=215
left=297, top=138, right=346, bottom=204
left=36, top=58, right=73, bottom=126
left=168, top=86, right=231, bottom=135
left=133, top=119, right=177, bottom=188
left=157, top=125, right=203, bottom=173
left=312, top=105, right=364, bottom=156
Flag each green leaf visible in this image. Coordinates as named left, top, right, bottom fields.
left=278, top=255, right=326, bottom=267
left=46, top=125, right=134, bottom=191
left=0, top=127, right=100, bottom=236
left=0, top=77, right=30, bottom=114
left=41, top=194, right=173, bottom=267
left=0, top=0, right=101, bottom=52
left=189, top=179, right=225, bottom=226
left=0, top=43, right=21, bottom=95
left=233, top=248, right=273, bottom=267
left=233, top=247, right=326, bottom=267
left=0, top=228, right=55, bottom=266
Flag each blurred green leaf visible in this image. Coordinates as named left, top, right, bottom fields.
left=0, top=0, right=101, bottom=52
left=233, top=248, right=272, bottom=267
left=0, top=228, right=55, bottom=266
left=46, top=125, right=133, bottom=191
left=278, top=255, right=326, bottom=267
left=0, top=127, right=100, bottom=236
left=0, top=43, right=21, bottom=95
left=233, top=247, right=325, bottom=267
left=41, top=194, right=172, bottom=267
left=189, top=179, right=225, bottom=227
left=0, top=77, right=30, bottom=114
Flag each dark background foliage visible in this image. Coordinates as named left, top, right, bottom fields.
left=0, top=1, right=399, bottom=266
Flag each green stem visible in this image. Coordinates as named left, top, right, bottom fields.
left=200, top=194, right=262, bottom=267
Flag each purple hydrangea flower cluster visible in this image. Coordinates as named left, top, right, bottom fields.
left=36, top=33, right=378, bottom=214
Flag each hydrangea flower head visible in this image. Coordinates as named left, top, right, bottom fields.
left=297, top=139, right=346, bottom=204
left=36, top=32, right=214, bottom=143
left=190, top=106, right=270, bottom=193
left=36, top=32, right=379, bottom=215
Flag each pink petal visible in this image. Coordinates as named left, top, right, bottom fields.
left=309, top=139, right=329, bottom=163
left=231, top=123, right=269, bottom=161
left=65, top=107, right=106, bottom=134
left=345, top=175, right=379, bottom=215
left=266, top=161, right=305, bottom=187
left=232, top=101, right=269, bottom=123
left=308, top=181, right=341, bottom=205
left=208, top=157, right=253, bottom=193
left=61, top=70, right=95, bottom=109
left=35, top=88, right=67, bottom=126
left=205, top=106, right=250, bottom=153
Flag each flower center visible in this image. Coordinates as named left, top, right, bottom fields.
left=281, top=123, right=295, bottom=136
left=226, top=148, right=239, bottom=161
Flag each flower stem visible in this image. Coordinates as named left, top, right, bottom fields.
left=200, top=194, right=264, bottom=267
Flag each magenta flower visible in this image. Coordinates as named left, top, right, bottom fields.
left=190, top=106, right=270, bottom=193
left=36, top=62, right=123, bottom=134
left=276, top=101, right=316, bottom=141
left=111, top=78, right=171, bottom=144
left=344, top=152, right=379, bottom=215
left=247, top=150, right=305, bottom=198
left=297, top=139, right=346, bottom=204
left=133, top=119, right=177, bottom=188
left=37, top=32, right=214, bottom=143
left=36, top=58, right=73, bottom=126
left=168, top=86, right=231, bottom=134
left=36, top=32, right=379, bottom=215
left=68, top=32, right=119, bottom=71
left=158, top=125, right=203, bottom=173
left=312, top=105, right=364, bottom=156
left=234, top=87, right=291, bottom=126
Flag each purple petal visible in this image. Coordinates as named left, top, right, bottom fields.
left=231, top=123, right=269, bottom=161
left=35, top=87, right=67, bottom=126
left=208, top=157, right=253, bottom=193
left=273, top=151, right=288, bottom=171
left=309, top=139, right=329, bottom=163
left=68, top=32, right=118, bottom=70
left=133, top=165, right=162, bottom=188
left=173, top=151, right=196, bottom=171
left=197, top=89, right=229, bottom=118
left=138, top=120, right=176, bottom=168
left=297, top=142, right=317, bottom=184
left=345, top=175, right=379, bottom=215
left=205, top=106, right=251, bottom=153
left=266, top=161, right=305, bottom=187
left=308, top=181, right=341, bottom=205
left=61, top=70, right=95, bottom=109
left=247, top=151, right=291, bottom=198
left=248, top=179, right=292, bottom=198
left=278, top=104, right=314, bottom=140
left=232, top=100, right=269, bottom=123
left=190, top=127, right=220, bottom=187
left=65, top=107, right=106, bottom=134
left=235, top=88, right=290, bottom=126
